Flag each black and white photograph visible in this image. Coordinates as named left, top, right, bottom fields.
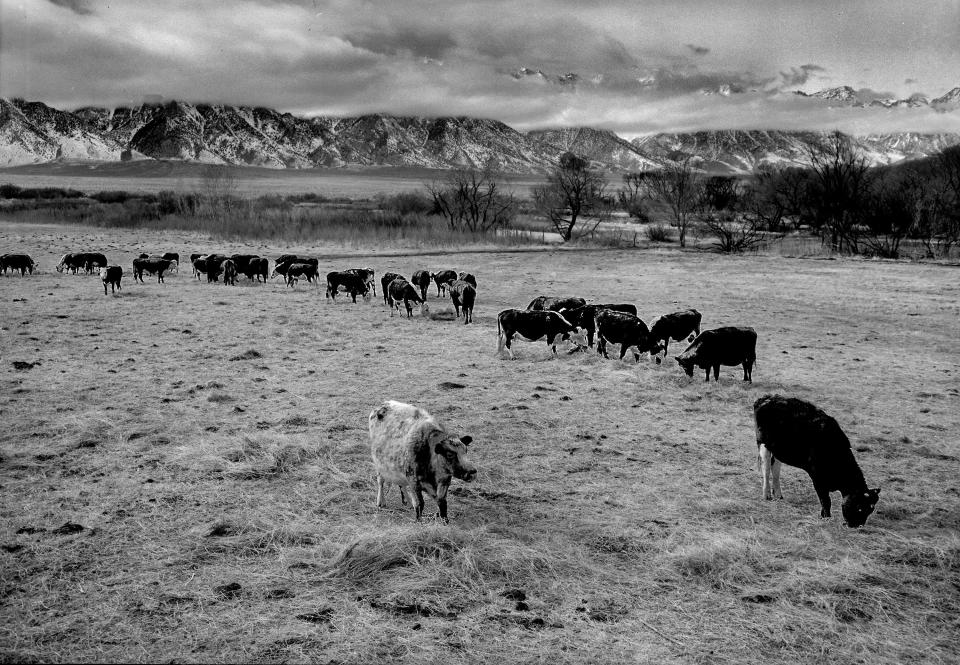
left=1, top=0, right=958, bottom=662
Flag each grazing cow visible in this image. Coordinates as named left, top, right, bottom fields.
left=276, top=255, right=318, bottom=267
left=162, top=252, right=180, bottom=266
left=594, top=310, right=661, bottom=362
left=284, top=262, right=319, bottom=287
left=203, top=254, right=228, bottom=283
left=1, top=254, right=36, bottom=276
left=457, top=271, right=477, bottom=288
left=132, top=257, right=177, bottom=283
left=562, top=304, right=638, bottom=348
left=650, top=309, right=702, bottom=357
left=100, top=266, right=122, bottom=295
left=449, top=279, right=476, bottom=324
left=229, top=254, right=259, bottom=277
left=56, top=253, right=85, bottom=274
left=526, top=295, right=587, bottom=312
left=221, top=259, right=238, bottom=286
left=754, top=394, right=880, bottom=527
left=388, top=277, right=430, bottom=317
left=345, top=268, right=377, bottom=296
left=675, top=326, right=757, bottom=382
left=431, top=270, right=458, bottom=296
left=496, top=309, right=585, bottom=358
left=326, top=271, right=370, bottom=302
left=369, top=400, right=476, bottom=522
left=244, top=257, right=270, bottom=282
left=82, top=252, right=108, bottom=274
left=380, top=272, right=403, bottom=305
left=411, top=269, right=431, bottom=301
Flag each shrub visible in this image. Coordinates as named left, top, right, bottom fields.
left=90, top=190, right=132, bottom=204
left=646, top=223, right=673, bottom=242
left=0, top=183, right=23, bottom=199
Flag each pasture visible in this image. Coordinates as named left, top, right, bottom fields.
left=1, top=221, right=958, bottom=664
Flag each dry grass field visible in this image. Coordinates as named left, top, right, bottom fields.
left=1, top=221, right=958, bottom=664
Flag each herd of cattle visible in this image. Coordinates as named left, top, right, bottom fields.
left=4, top=247, right=881, bottom=529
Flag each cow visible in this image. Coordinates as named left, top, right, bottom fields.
left=283, top=262, right=319, bottom=287
left=496, top=309, right=585, bottom=358
left=203, top=254, right=228, bottom=283
left=431, top=270, right=458, bottom=297
left=526, top=295, right=587, bottom=312
left=411, top=269, right=431, bottom=301
left=193, top=255, right=210, bottom=280
left=132, top=257, right=177, bottom=283
left=388, top=277, right=430, bottom=317
left=368, top=400, right=476, bottom=522
left=56, top=253, right=85, bottom=274
left=675, top=326, right=757, bottom=382
left=594, top=310, right=661, bottom=362
left=449, top=279, right=476, bottom=324
left=229, top=254, right=259, bottom=277
left=162, top=252, right=180, bottom=266
left=650, top=309, right=702, bottom=357
left=81, top=252, right=108, bottom=274
left=380, top=272, right=404, bottom=305
left=754, top=394, right=881, bottom=527
left=326, top=271, right=370, bottom=302
left=1, top=254, right=36, bottom=276
left=190, top=253, right=203, bottom=276
left=244, top=257, right=270, bottom=282
left=562, top=304, right=638, bottom=349
left=345, top=268, right=377, bottom=296
left=276, top=255, right=318, bottom=267
left=457, top=271, right=477, bottom=288
left=221, top=259, right=238, bottom=286
left=100, top=266, right=122, bottom=295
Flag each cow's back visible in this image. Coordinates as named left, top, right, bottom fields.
left=369, top=401, right=437, bottom=481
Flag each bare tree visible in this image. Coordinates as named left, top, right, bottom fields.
left=643, top=156, right=702, bottom=247
left=617, top=171, right=649, bottom=221
left=426, top=166, right=516, bottom=233
left=806, top=131, right=874, bottom=253
left=698, top=176, right=769, bottom=253
left=532, top=152, right=611, bottom=241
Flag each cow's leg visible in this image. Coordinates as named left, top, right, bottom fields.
left=744, top=360, right=754, bottom=382
left=771, top=457, right=783, bottom=499
left=759, top=445, right=774, bottom=500
left=103, top=281, right=108, bottom=296
left=813, top=479, right=832, bottom=518
left=713, top=365, right=721, bottom=381
left=413, top=486, right=426, bottom=520
left=435, top=484, right=450, bottom=523
left=704, top=367, right=711, bottom=381
left=619, top=344, right=629, bottom=361
left=376, top=475, right=386, bottom=507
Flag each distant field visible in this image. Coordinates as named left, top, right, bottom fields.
left=0, top=161, right=546, bottom=198
left=1, top=222, right=958, bottom=664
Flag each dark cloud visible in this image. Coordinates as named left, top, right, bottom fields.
left=685, top=44, right=710, bottom=56
left=778, top=64, right=827, bottom=88
left=46, top=0, right=93, bottom=15
left=345, top=27, right=457, bottom=60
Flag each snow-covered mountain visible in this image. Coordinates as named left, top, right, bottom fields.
left=1, top=97, right=958, bottom=174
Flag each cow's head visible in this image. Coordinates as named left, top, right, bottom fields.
left=419, top=302, right=431, bottom=316
left=649, top=342, right=666, bottom=364
left=430, top=431, right=477, bottom=482
left=675, top=356, right=695, bottom=377
left=841, top=487, right=880, bottom=528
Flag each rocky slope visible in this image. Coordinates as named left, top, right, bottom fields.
left=1, top=97, right=958, bottom=173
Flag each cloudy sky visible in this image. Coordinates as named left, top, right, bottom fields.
left=2, top=0, right=959, bottom=135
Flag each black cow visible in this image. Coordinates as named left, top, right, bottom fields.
left=190, top=253, right=203, bottom=276
left=411, top=270, right=431, bottom=301
left=326, top=271, right=370, bottom=302
left=132, top=257, right=177, bottom=283
left=381, top=272, right=403, bottom=305
left=162, top=252, right=180, bottom=265
left=562, top=304, right=638, bottom=348
left=100, top=266, right=122, bottom=295
left=230, top=254, right=260, bottom=276
left=1, top=254, right=35, bottom=276
left=650, top=309, right=702, bottom=357
left=388, top=278, right=429, bottom=317
left=675, top=326, right=757, bottom=382
left=277, top=255, right=318, bottom=267
left=496, top=309, right=585, bottom=358
left=431, top=270, right=458, bottom=296
left=222, top=259, right=238, bottom=286
left=457, top=271, right=477, bottom=288
left=284, top=262, right=319, bottom=287
left=244, top=257, right=269, bottom=282
left=449, top=279, right=476, bottom=324
left=526, top=295, right=587, bottom=312
left=754, top=394, right=881, bottom=527
left=82, top=252, right=108, bottom=274
left=203, top=254, right=228, bottom=283
left=594, top=310, right=661, bottom=362
left=56, top=253, right=85, bottom=274
left=345, top=268, right=377, bottom=296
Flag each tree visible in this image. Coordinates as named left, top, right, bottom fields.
left=617, top=172, right=650, bottom=221
left=698, top=176, right=769, bottom=253
left=532, top=153, right=611, bottom=241
left=806, top=131, right=874, bottom=253
left=426, top=165, right=516, bottom=233
left=643, top=156, right=702, bottom=247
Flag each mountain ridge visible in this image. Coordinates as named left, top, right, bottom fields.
left=1, top=97, right=958, bottom=174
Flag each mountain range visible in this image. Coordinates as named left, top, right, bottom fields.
left=1, top=95, right=958, bottom=175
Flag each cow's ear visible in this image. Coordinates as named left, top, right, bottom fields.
left=460, top=435, right=473, bottom=446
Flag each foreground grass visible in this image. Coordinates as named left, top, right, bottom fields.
left=1, top=223, right=958, bottom=663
